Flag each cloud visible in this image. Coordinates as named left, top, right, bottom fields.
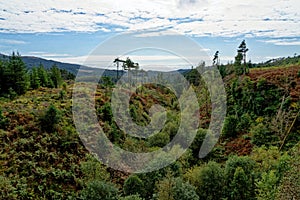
left=0, top=0, right=299, bottom=39
left=259, top=38, right=300, bottom=46
left=0, top=39, right=28, bottom=45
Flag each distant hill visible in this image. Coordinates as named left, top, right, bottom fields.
left=0, top=53, right=89, bottom=75
left=0, top=53, right=191, bottom=79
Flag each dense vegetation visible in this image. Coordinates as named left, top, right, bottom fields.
left=0, top=42, right=299, bottom=200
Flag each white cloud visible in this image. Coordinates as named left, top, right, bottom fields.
left=0, top=0, right=299, bottom=39
left=0, top=39, right=28, bottom=45
left=259, top=38, right=300, bottom=46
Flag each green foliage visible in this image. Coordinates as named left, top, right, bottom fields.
left=0, top=175, right=18, bottom=199
left=37, top=64, right=50, bottom=87
left=119, top=194, right=144, bottom=200
left=250, top=123, right=278, bottom=147
left=124, top=175, right=144, bottom=196
left=276, top=143, right=300, bottom=200
left=222, top=115, right=238, bottom=138
left=255, top=170, right=278, bottom=200
left=195, top=161, right=225, bottom=200
left=230, top=167, right=252, bottom=200
left=40, top=104, right=61, bottom=132
left=49, top=65, right=63, bottom=88
left=80, top=154, right=109, bottom=182
left=172, top=178, right=199, bottom=200
left=148, top=131, right=170, bottom=148
left=0, top=108, right=8, bottom=129
left=0, top=52, right=29, bottom=96
left=156, top=174, right=198, bottom=200
left=225, top=156, right=256, bottom=199
left=237, top=113, right=253, bottom=133
left=29, top=67, right=41, bottom=89
left=80, top=180, right=119, bottom=200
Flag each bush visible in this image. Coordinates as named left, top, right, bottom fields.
left=250, top=123, right=278, bottom=147
left=119, top=195, right=144, bottom=200
left=172, top=178, right=199, bottom=200
left=237, top=113, right=253, bottom=133
left=148, top=132, right=170, bottom=148
left=40, top=104, right=61, bottom=132
left=222, top=115, right=238, bottom=138
left=200, top=162, right=225, bottom=199
left=124, top=175, right=144, bottom=196
left=0, top=109, right=8, bottom=129
left=80, top=180, right=118, bottom=200
left=225, top=156, right=256, bottom=199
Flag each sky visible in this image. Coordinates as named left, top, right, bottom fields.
left=0, top=0, right=300, bottom=71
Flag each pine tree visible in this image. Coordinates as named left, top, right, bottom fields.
left=49, top=64, right=62, bottom=88
left=30, top=67, right=40, bottom=89
left=37, top=64, right=49, bottom=87
left=235, top=40, right=249, bottom=75
left=6, top=52, right=29, bottom=95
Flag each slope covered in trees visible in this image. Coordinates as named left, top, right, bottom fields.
left=0, top=47, right=299, bottom=199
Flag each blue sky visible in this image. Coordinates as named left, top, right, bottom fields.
left=0, top=0, right=299, bottom=70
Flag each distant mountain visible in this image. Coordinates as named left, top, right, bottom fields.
left=0, top=53, right=191, bottom=79
left=0, top=53, right=91, bottom=75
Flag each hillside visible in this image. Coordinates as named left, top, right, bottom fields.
left=0, top=60, right=299, bottom=199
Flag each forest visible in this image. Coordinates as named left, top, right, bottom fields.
left=0, top=40, right=299, bottom=200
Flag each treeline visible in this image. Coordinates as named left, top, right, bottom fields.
left=0, top=52, right=74, bottom=98
left=255, top=54, right=300, bottom=68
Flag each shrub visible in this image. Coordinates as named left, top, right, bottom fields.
left=124, top=175, right=144, bottom=196
left=225, top=156, right=256, bottom=199
left=40, top=104, right=61, bottom=132
left=222, top=115, right=238, bottom=138
left=80, top=180, right=118, bottom=200
left=0, top=109, right=8, bottom=129
left=250, top=123, right=278, bottom=147
left=200, top=162, right=225, bottom=199
left=172, top=178, right=199, bottom=200
left=119, top=195, right=144, bottom=200
left=148, top=132, right=170, bottom=148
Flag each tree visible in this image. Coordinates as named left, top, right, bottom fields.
left=225, top=156, right=256, bottom=199
left=124, top=175, right=144, bottom=196
left=255, top=170, right=278, bottom=200
left=172, top=178, right=199, bottom=200
left=213, top=51, right=219, bottom=66
left=40, top=104, right=61, bottom=132
left=235, top=40, right=249, bottom=75
left=37, top=64, right=49, bottom=87
left=49, top=65, right=62, bottom=88
left=30, top=67, right=41, bottom=89
left=230, top=167, right=252, bottom=200
left=6, top=52, right=29, bottom=95
left=80, top=180, right=118, bottom=200
left=196, top=161, right=225, bottom=200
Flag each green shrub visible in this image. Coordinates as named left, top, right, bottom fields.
left=237, top=113, right=253, bottom=133
left=196, top=161, right=225, bottom=200
left=250, top=123, right=278, bottom=146
left=40, top=104, right=61, bottom=132
left=222, top=115, right=238, bottom=138
left=225, top=156, right=257, bottom=199
left=119, top=194, right=144, bottom=200
left=172, top=178, right=199, bottom=200
left=148, top=132, right=170, bottom=148
left=0, top=109, right=8, bottom=129
left=80, top=180, right=118, bottom=200
left=255, top=170, right=278, bottom=200
left=124, top=175, right=144, bottom=196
